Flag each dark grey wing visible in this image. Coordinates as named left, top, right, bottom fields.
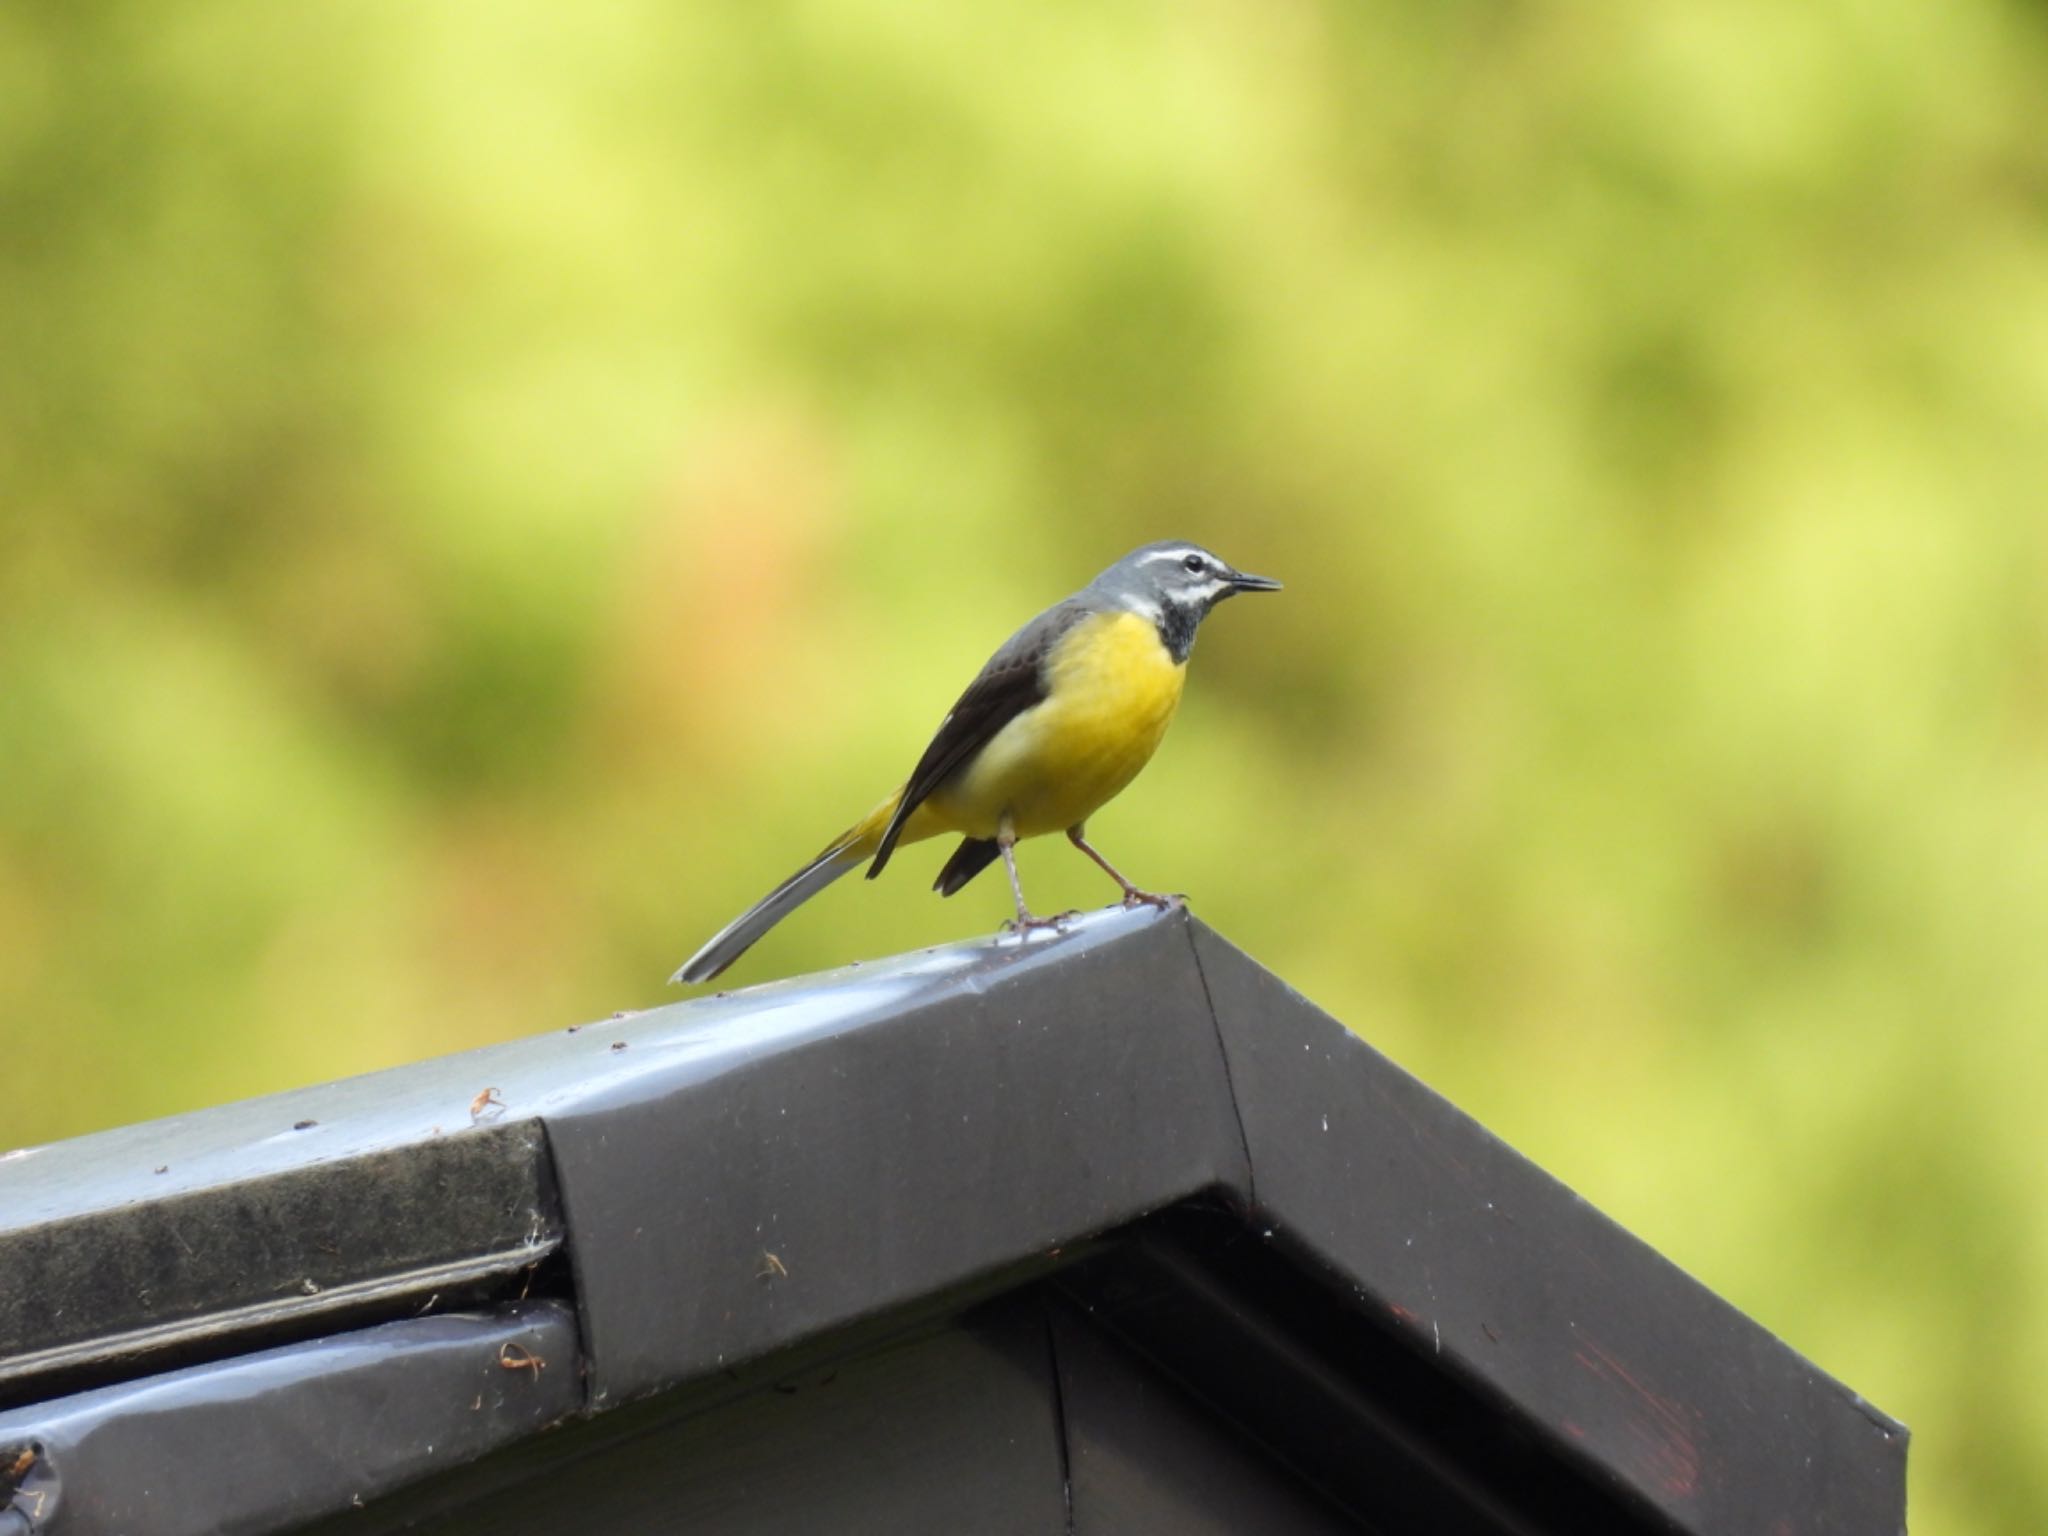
left=867, top=597, right=1094, bottom=878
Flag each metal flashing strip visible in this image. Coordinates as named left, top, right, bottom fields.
left=1, top=1122, right=559, bottom=1402
left=0, top=1302, right=579, bottom=1536
left=1, top=1244, right=557, bottom=1396
left=1188, top=923, right=1909, bottom=1536
left=540, top=907, right=1249, bottom=1406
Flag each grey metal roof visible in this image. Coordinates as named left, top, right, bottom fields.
left=0, top=908, right=1906, bottom=1535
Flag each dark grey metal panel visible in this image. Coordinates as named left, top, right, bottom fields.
left=1188, top=921, right=1909, bottom=1536
left=1050, top=1298, right=1360, bottom=1536
left=0, top=1302, right=578, bottom=1536
left=543, top=908, right=1247, bottom=1406
left=0, top=1125, right=557, bottom=1401
left=356, top=1295, right=1069, bottom=1536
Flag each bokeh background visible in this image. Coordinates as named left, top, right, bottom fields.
left=4, top=1, right=2046, bottom=1528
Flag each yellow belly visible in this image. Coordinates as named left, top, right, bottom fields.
left=925, top=609, right=1186, bottom=839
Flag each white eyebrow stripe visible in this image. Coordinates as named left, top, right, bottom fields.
left=1138, top=547, right=1204, bottom=566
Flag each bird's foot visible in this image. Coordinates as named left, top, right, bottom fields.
left=1120, top=888, right=1185, bottom=911
left=1002, top=908, right=1080, bottom=936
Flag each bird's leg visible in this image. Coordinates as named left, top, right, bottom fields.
left=1067, top=825, right=1183, bottom=910
left=997, top=825, right=1069, bottom=934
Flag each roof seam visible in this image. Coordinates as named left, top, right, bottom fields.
left=1182, top=918, right=1256, bottom=1211
left=525, top=1114, right=601, bottom=1418
left=1041, top=1299, right=1076, bottom=1536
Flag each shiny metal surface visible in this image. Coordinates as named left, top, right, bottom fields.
left=0, top=1303, right=577, bottom=1536
left=0, top=907, right=1907, bottom=1535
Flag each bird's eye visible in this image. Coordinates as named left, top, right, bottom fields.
left=1182, top=554, right=1206, bottom=573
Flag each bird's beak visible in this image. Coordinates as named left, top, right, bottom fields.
left=1226, top=568, right=1283, bottom=593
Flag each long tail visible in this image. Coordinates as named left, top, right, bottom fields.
left=672, top=793, right=909, bottom=984
left=934, top=837, right=1000, bottom=896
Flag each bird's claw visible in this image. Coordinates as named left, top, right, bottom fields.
left=1001, top=908, right=1080, bottom=936
left=1120, top=889, right=1185, bottom=911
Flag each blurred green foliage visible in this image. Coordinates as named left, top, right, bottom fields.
left=4, top=1, right=2046, bottom=1528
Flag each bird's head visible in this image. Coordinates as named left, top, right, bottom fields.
left=1092, top=541, right=1282, bottom=661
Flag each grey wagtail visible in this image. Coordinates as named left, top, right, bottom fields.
left=674, top=541, right=1281, bottom=984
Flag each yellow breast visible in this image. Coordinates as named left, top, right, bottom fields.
left=930, top=609, right=1186, bottom=839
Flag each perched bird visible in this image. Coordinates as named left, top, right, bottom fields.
left=673, top=541, right=1282, bottom=984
